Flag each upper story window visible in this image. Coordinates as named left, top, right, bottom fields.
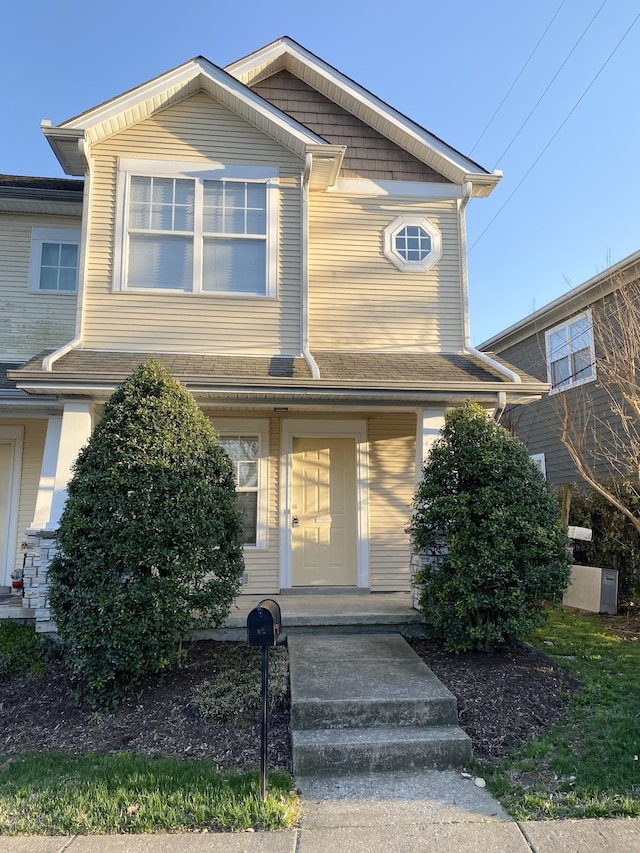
left=115, top=160, right=278, bottom=297
left=30, top=228, right=80, bottom=293
left=383, top=215, right=442, bottom=272
left=545, top=311, right=596, bottom=393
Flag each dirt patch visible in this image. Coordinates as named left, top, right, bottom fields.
left=0, top=637, right=580, bottom=768
left=0, top=640, right=291, bottom=771
left=408, top=639, right=580, bottom=759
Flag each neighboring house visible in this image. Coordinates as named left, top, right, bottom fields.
left=481, top=249, right=640, bottom=486
left=0, top=37, right=545, bottom=627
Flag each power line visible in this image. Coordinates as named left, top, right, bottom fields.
left=469, top=0, right=567, bottom=156
left=470, top=9, right=640, bottom=253
left=491, top=0, right=609, bottom=171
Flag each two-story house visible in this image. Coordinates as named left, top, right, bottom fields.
left=0, top=38, right=546, bottom=626
left=481, top=249, right=640, bottom=487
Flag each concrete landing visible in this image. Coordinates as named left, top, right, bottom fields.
left=289, top=634, right=471, bottom=776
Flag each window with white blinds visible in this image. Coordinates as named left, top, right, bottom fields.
left=116, top=161, right=277, bottom=297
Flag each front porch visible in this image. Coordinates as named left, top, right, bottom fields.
left=193, top=591, right=426, bottom=641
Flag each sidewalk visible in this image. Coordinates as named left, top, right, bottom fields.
left=2, top=769, right=639, bottom=852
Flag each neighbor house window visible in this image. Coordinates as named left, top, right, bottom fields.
left=545, top=311, right=596, bottom=392
left=383, top=215, right=442, bottom=272
left=530, top=453, right=546, bottom=478
left=30, top=228, right=80, bottom=293
left=215, top=419, right=268, bottom=548
left=115, top=160, right=278, bottom=296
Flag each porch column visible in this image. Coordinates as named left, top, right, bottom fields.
left=29, top=416, right=62, bottom=530
left=415, top=408, right=445, bottom=484
left=47, top=401, right=93, bottom=530
left=23, top=402, right=93, bottom=631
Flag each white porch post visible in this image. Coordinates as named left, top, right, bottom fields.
left=415, top=407, right=445, bottom=484
left=47, top=401, right=93, bottom=530
left=29, top=416, right=62, bottom=530
left=24, top=402, right=93, bottom=630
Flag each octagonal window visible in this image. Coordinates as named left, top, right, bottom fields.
left=383, top=216, right=442, bottom=272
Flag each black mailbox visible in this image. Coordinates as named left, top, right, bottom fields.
left=247, top=598, right=281, bottom=647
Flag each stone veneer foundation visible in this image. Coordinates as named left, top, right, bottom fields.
left=23, top=528, right=58, bottom=633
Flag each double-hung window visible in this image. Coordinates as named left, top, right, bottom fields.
left=545, top=311, right=596, bottom=392
left=116, top=160, right=278, bottom=296
left=215, top=419, right=268, bottom=548
left=30, top=228, right=80, bottom=293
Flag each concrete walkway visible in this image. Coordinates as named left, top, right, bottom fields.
left=2, top=632, right=639, bottom=850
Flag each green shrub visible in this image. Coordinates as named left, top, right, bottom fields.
left=191, top=645, right=289, bottom=723
left=569, top=484, right=640, bottom=601
left=411, top=401, right=570, bottom=652
left=48, top=360, right=245, bottom=706
left=0, top=622, right=60, bottom=678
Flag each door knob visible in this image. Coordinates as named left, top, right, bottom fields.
left=292, top=516, right=299, bottom=527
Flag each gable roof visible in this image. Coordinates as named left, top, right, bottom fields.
left=42, top=38, right=500, bottom=197
left=42, top=55, right=343, bottom=182
left=226, top=37, right=501, bottom=196
left=481, top=248, right=640, bottom=353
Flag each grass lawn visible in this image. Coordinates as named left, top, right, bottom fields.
left=483, top=608, right=640, bottom=820
left=0, top=623, right=298, bottom=835
left=0, top=753, right=297, bottom=835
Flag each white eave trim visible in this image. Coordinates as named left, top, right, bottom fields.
left=45, top=57, right=328, bottom=175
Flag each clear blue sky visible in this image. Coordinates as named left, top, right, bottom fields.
left=2, top=0, right=638, bottom=343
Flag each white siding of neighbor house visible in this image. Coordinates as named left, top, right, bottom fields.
left=0, top=214, right=79, bottom=360
left=84, top=92, right=304, bottom=356
left=308, top=194, right=463, bottom=352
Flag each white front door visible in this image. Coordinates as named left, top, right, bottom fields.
left=291, top=436, right=357, bottom=586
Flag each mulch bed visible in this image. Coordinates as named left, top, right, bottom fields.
left=408, top=639, right=580, bottom=759
left=0, top=637, right=581, bottom=769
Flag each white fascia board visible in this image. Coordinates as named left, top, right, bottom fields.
left=56, top=57, right=324, bottom=154
left=226, top=38, right=492, bottom=184
left=481, top=248, right=640, bottom=353
left=330, top=178, right=463, bottom=199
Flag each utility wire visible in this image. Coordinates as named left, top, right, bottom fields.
left=470, top=9, right=640, bottom=253
left=469, top=0, right=567, bottom=155
left=491, top=0, right=609, bottom=170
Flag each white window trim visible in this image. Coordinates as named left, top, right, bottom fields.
left=29, top=227, right=81, bottom=294
left=545, top=310, right=596, bottom=395
left=212, top=418, right=269, bottom=550
left=114, top=159, right=279, bottom=298
left=383, top=215, right=442, bottom=272
left=279, top=419, right=369, bottom=589
left=530, top=452, right=546, bottom=479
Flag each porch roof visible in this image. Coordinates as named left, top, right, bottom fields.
left=9, top=349, right=545, bottom=405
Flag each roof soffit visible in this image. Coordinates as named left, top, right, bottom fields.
left=225, top=37, right=501, bottom=195
left=43, top=57, right=329, bottom=176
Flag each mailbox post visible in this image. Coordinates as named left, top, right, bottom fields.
left=247, top=599, right=282, bottom=800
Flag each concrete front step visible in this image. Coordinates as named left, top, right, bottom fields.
left=292, top=725, right=471, bottom=775
left=288, top=633, right=472, bottom=779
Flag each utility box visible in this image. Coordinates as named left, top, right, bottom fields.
left=563, top=565, right=619, bottom=615
left=246, top=599, right=282, bottom=647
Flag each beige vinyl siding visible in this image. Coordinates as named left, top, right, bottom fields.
left=309, top=194, right=462, bottom=351
left=85, top=92, right=304, bottom=355
left=0, top=213, right=79, bottom=360
left=368, top=413, right=415, bottom=591
left=1, top=419, right=46, bottom=577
